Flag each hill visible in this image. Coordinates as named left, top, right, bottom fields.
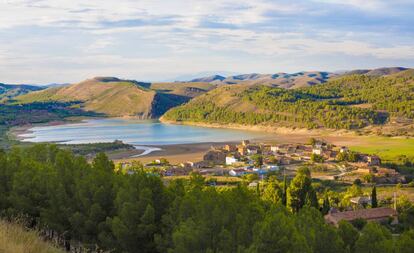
left=210, top=71, right=336, bottom=88
left=162, top=69, right=414, bottom=131
left=0, top=83, right=43, bottom=102
left=15, top=77, right=197, bottom=118
left=0, top=220, right=63, bottom=253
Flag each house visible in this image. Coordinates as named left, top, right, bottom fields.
left=312, top=147, right=323, bottom=155
left=340, top=146, right=349, bottom=153
left=350, top=196, right=371, bottom=208
left=238, top=146, right=247, bottom=156
left=229, top=168, right=248, bottom=177
left=325, top=207, right=398, bottom=226
left=270, top=146, right=278, bottom=153
left=367, top=155, right=381, bottom=166
left=361, top=155, right=381, bottom=166
left=224, top=144, right=237, bottom=152
left=265, top=165, right=279, bottom=172
left=226, top=156, right=239, bottom=165
left=248, top=182, right=259, bottom=188
left=242, top=140, right=250, bottom=146
left=203, top=150, right=226, bottom=164
left=180, top=161, right=194, bottom=169
left=247, top=145, right=260, bottom=155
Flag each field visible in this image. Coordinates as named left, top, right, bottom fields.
left=0, top=220, right=63, bottom=253
left=348, top=136, right=414, bottom=161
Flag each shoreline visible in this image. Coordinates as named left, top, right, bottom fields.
left=159, top=118, right=357, bottom=137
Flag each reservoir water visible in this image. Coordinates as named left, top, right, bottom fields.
left=19, top=118, right=269, bottom=146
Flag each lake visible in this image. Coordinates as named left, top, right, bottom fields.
left=19, top=118, right=269, bottom=146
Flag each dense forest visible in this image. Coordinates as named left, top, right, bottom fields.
left=2, top=145, right=414, bottom=252
left=163, top=74, right=414, bottom=130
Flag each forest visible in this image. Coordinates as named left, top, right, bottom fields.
left=1, top=144, right=414, bottom=252
left=163, top=74, right=414, bottom=130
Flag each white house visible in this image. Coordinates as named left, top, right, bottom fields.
left=226, top=156, right=239, bottom=165
left=312, top=148, right=323, bottom=155
left=270, top=146, right=278, bottom=153
left=229, top=168, right=248, bottom=177
left=266, top=165, right=279, bottom=171
left=247, top=147, right=259, bottom=155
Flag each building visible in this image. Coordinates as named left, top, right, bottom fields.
left=238, top=146, right=247, bottom=156
left=367, top=155, right=381, bottom=166
left=350, top=196, right=371, bottom=208
left=270, top=146, right=278, bottom=153
left=324, top=207, right=398, bottom=226
left=247, top=146, right=260, bottom=155
left=203, top=150, right=226, bottom=164
left=312, top=147, right=323, bottom=155
left=226, top=156, right=239, bottom=165
left=224, top=144, right=237, bottom=152
left=242, top=140, right=250, bottom=146
left=340, top=146, right=349, bottom=153
left=229, top=168, right=248, bottom=177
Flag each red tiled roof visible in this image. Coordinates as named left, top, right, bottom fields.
left=325, top=207, right=397, bottom=224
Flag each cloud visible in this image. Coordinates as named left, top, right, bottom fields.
left=0, top=0, right=413, bottom=83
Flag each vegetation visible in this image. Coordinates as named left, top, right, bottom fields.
left=0, top=220, right=63, bottom=253
left=2, top=145, right=414, bottom=252
left=0, top=102, right=99, bottom=148
left=163, top=73, right=414, bottom=130
left=15, top=78, right=203, bottom=118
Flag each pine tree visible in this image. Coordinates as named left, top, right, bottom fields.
left=371, top=185, right=378, bottom=208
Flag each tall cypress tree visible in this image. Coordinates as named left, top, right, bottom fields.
left=371, top=185, right=378, bottom=208
left=282, top=175, right=287, bottom=206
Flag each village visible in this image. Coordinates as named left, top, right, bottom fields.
left=119, top=138, right=405, bottom=186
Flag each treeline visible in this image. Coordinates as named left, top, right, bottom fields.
left=163, top=74, right=414, bottom=130
left=0, top=102, right=100, bottom=148
left=2, top=145, right=414, bottom=252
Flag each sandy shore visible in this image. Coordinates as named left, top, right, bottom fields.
left=110, top=142, right=236, bottom=164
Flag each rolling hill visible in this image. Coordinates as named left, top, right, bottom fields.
left=0, top=83, right=43, bottom=102
left=15, top=77, right=193, bottom=118
left=162, top=69, right=414, bottom=132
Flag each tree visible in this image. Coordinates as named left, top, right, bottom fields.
left=282, top=175, right=287, bottom=206
left=371, top=185, right=378, bottom=208
left=311, top=154, right=325, bottom=163
left=321, top=195, right=330, bottom=215
left=338, top=220, right=359, bottom=253
left=354, top=222, right=393, bottom=253
left=251, top=154, right=263, bottom=167
left=287, top=167, right=314, bottom=212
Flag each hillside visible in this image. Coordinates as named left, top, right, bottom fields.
left=215, top=71, right=336, bottom=88
left=16, top=77, right=195, bottom=118
left=0, top=83, right=43, bottom=102
left=0, top=220, right=63, bottom=253
left=162, top=69, right=414, bottom=131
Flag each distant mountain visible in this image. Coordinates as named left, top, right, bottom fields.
left=16, top=77, right=188, bottom=118
left=340, top=67, right=409, bottom=77
left=190, top=71, right=336, bottom=89
left=0, top=83, right=44, bottom=102
left=190, top=75, right=225, bottom=82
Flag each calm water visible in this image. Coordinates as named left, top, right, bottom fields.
left=19, top=118, right=269, bottom=146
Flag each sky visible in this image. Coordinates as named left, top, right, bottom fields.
left=0, top=0, right=413, bottom=84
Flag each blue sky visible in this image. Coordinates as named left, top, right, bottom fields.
left=0, top=0, right=413, bottom=83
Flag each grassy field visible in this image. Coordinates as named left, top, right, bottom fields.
left=348, top=136, right=414, bottom=161
left=0, top=220, right=63, bottom=253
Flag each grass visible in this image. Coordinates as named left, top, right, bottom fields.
left=348, top=136, right=414, bottom=161
left=0, top=220, right=63, bottom=253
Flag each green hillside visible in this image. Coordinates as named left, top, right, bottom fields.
left=15, top=77, right=204, bottom=118
left=162, top=70, right=414, bottom=130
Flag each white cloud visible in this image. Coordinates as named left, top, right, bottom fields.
left=0, top=0, right=413, bottom=83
